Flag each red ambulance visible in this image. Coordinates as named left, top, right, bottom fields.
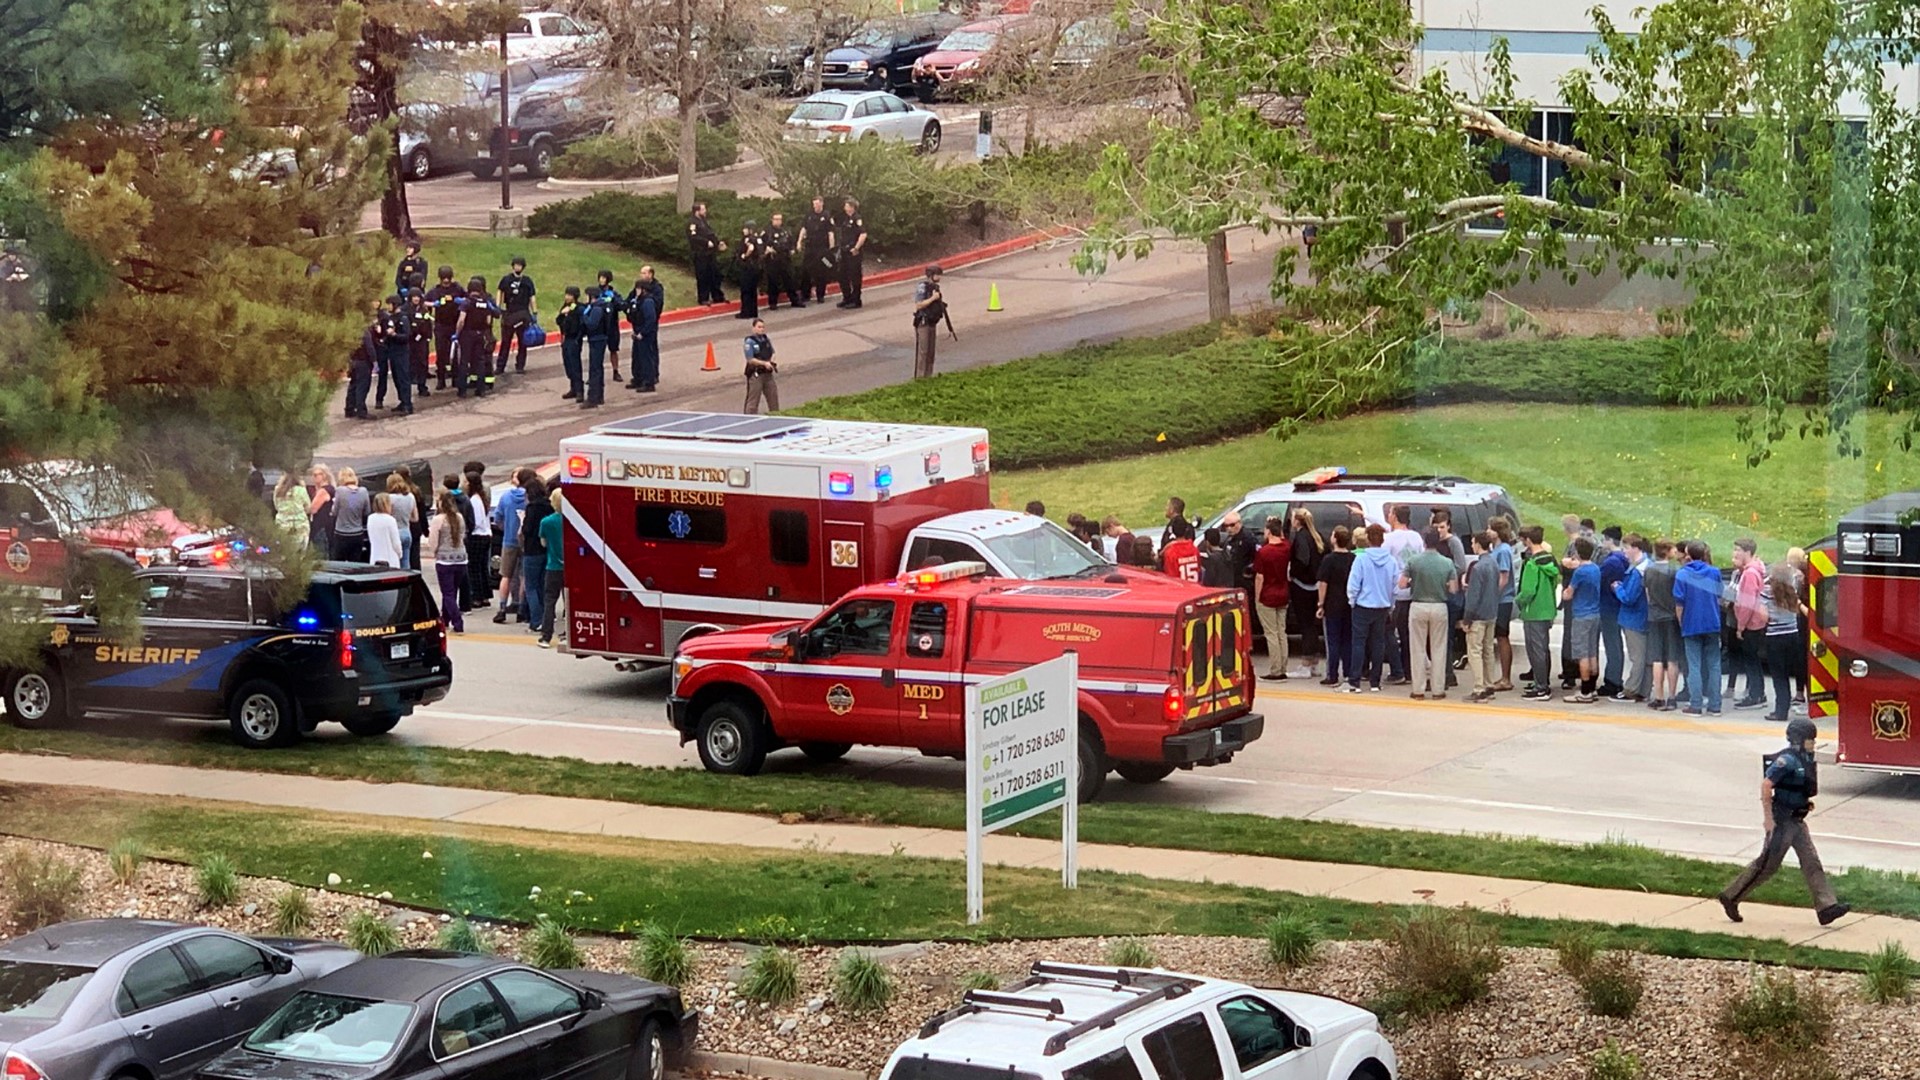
left=1805, top=493, right=1920, bottom=772
left=555, top=411, right=1118, bottom=665
left=667, top=560, right=1264, bottom=801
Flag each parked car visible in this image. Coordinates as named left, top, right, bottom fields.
left=505, top=11, right=599, bottom=62
left=741, top=8, right=865, bottom=92
left=814, top=13, right=964, bottom=92
left=783, top=90, right=943, bottom=154
left=0, top=461, right=201, bottom=602
left=471, top=71, right=610, bottom=179
left=197, top=951, right=698, bottom=1080
left=0, top=919, right=360, bottom=1080
left=1202, top=467, right=1524, bottom=540
left=910, top=15, right=1036, bottom=101
left=1050, top=14, right=1140, bottom=71
left=885, top=961, right=1397, bottom=1080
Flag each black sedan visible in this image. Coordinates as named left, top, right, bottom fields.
left=197, top=951, right=697, bottom=1080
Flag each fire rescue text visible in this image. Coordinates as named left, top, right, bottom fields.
left=634, top=488, right=727, bottom=506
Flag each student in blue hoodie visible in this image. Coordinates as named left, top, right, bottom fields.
left=1596, top=527, right=1629, bottom=696
left=1345, top=523, right=1398, bottom=693
left=1561, top=538, right=1603, bottom=702
left=1611, top=533, right=1650, bottom=702
left=1673, top=540, right=1725, bottom=715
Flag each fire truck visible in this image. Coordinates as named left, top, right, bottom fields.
left=668, top=560, right=1264, bottom=801
left=555, top=411, right=1116, bottom=665
left=1805, top=493, right=1920, bottom=772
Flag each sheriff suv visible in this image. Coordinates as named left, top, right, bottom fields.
left=1205, top=467, right=1522, bottom=539
left=1, top=563, right=452, bottom=748
left=883, top=962, right=1397, bottom=1080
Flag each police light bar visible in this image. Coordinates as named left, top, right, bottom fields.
left=900, top=560, right=990, bottom=587
left=1290, top=466, right=1348, bottom=486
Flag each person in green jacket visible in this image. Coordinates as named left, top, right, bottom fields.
left=537, top=489, right=567, bottom=649
left=1516, top=524, right=1564, bottom=699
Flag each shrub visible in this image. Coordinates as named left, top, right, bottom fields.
left=832, top=949, right=895, bottom=1012
left=531, top=189, right=782, bottom=285
left=1264, top=912, right=1319, bottom=969
left=107, top=839, right=145, bottom=886
left=345, top=911, right=401, bottom=956
left=1579, top=953, right=1645, bottom=1018
left=3, top=851, right=84, bottom=931
left=1862, top=941, right=1911, bottom=1004
left=960, top=970, right=1001, bottom=992
left=437, top=917, right=494, bottom=955
left=195, top=854, right=240, bottom=908
left=1588, top=1041, right=1642, bottom=1080
left=552, top=124, right=739, bottom=180
left=740, top=946, right=801, bottom=1006
left=1370, top=906, right=1503, bottom=1022
left=630, top=922, right=693, bottom=985
left=1104, top=938, right=1157, bottom=968
left=759, top=135, right=966, bottom=253
left=271, top=888, right=314, bottom=936
left=1717, top=968, right=1834, bottom=1052
left=1555, top=926, right=1601, bottom=978
left=521, top=917, right=584, bottom=969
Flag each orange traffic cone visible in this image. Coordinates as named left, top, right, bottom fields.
left=701, top=341, right=719, bottom=372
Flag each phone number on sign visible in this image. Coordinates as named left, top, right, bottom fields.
left=991, top=726, right=1067, bottom=766
left=987, top=760, right=1065, bottom=801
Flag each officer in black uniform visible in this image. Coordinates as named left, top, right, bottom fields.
left=378, top=294, right=414, bottom=415
left=762, top=213, right=804, bottom=310
left=453, top=276, right=497, bottom=397
left=346, top=305, right=379, bottom=419
left=742, top=318, right=779, bottom=414
left=687, top=202, right=726, bottom=305
left=911, top=264, right=947, bottom=379
left=735, top=222, right=763, bottom=321
left=407, top=288, right=433, bottom=398
left=424, top=266, right=463, bottom=390
left=395, top=239, right=428, bottom=297
left=797, top=195, right=835, bottom=304
left=596, top=269, right=625, bottom=384
left=836, top=197, right=868, bottom=308
left=1719, top=716, right=1851, bottom=926
left=496, top=256, right=537, bottom=375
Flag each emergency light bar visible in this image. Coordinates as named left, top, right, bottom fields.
left=900, top=560, right=990, bottom=587
left=1290, top=466, right=1348, bottom=486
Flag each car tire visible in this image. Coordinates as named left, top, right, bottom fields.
left=1346, top=1064, right=1391, bottom=1080
left=470, top=162, right=498, bottom=180
left=1076, top=721, right=1107, bottom=803
left=228, top=679, right=300, bottom=749
left=342, top=711, right=402, bottom=737
left=406, top=147, right=432, bottom=181
left=695, top=700, right=767, bottom=775
left=918, top=120, right=941, bottom=155
left=628, top=1019, right=665, bottom=1080
left=531, top=143, right=554, bottom=179
left=1115, top=761, right=1175, bottom=784
left=3, top=666, right=65, bottom=729
left=799, top=741, right=852, bottom=763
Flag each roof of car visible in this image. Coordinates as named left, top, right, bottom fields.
left=138, top=562, right=418, bottom=586
left=804, top=89, right=902, bottom=102
left=953, top=14, right=1030, bottom=32
left=0, top=919, right=192, bottom=965
left=916, top=509, right=1055, bottom=539
left=1234, top=473, right=1511, bottom=504
left=305, top=951, right=509, bottom=1001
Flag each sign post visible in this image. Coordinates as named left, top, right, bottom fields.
left=965, top=652, right=1079, bottom=924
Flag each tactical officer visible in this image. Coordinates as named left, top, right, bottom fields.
left=797, top=195, right=835, bottom=304
left=424, top=266, right=464, bottom=390
left=556, top=285, right=586, bottom=402
left=836, top=197, right=868, bottom=308
left=346, top=305, right=379, bottom=420
left=452, top=275, right=498, bottom=397
left=735, top=222, right=763, bottom=321
left=395, top=238, right=428, bottom=296
left=377, top=294, right=414, bottom=415
left=762, top=213, right=804, bottom=309
left=496, top=256, right=537, bottom=375
left=742, top=318, right=779, bottom=414
left=407, top=288, right=433, bottom=398
left=687, top=202, right=726, bottom=305
left=911, top=264, right=948, bottom=379
left=1719, top=717, right=1851, bottom=926
left=626, top=266, right=663, bottom=393
left=581, top=282, right=612, bottom=408
left=595, top=269, right=624, bottom=384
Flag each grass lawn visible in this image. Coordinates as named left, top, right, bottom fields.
left=5, top=724, right=1916, bottom=922
left=0, top=787, right=1866, bottom=969
left=417, top=230, right=695, bottom=311
left=996, top=403, right=1920, bottom=554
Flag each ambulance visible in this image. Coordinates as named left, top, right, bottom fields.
left=555, top=411, right=1116, bottom=665
left=1804, top=493, right=1920, bottom=772
left=667, top=560, right=1265, bottom=801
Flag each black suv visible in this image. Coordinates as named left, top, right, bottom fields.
left=2, top=563, right=452, bottom=748
left=473, top=73, right=610, bottom=179
left=816, top=14, right=963, bottom=92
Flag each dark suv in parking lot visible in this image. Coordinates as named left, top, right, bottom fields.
left=2, top=563, right=452, bottom=748
left=816, top=13, right=963, bottom=92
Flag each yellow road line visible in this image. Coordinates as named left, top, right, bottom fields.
left=1252, top=683, right=1782, bottom=736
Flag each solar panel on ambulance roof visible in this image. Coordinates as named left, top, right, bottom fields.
left=589, top=410, right=708, bottom=435
left=701, top=416, right=815, bottom=441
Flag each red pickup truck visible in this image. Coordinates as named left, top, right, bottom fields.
left=667, top=560, right=1266, bottom=801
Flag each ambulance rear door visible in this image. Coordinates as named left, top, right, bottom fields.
left=1833, top=526, right=1920, bottom=771
left=558, top=455, right=609, bottom=655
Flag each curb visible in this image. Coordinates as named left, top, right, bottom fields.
left=537, top=155, right=767, bottom=192
left=685, top=1050, right=869, bottom=1080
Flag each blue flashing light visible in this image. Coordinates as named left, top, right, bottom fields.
left=295, top=611, right=320, bottom=630
left=874, top=465, right=893, bottom=490
left=828, top=471, right=855, bottom=496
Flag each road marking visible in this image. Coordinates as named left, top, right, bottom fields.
left=414, top=709, right=679, bottom=737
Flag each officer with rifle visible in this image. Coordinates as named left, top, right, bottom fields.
left=911, top=264, right=953, bottom=379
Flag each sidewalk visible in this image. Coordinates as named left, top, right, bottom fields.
left=0, top=751, right=1903, bottom=955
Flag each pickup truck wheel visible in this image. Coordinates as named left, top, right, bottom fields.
left=1115, top=762, right=1175, bottom=784
left=228, top=679, right=300, bottom=749
left=4, top=667, right=65, bottom=728
left=405, top=146, right=432, bottom=181
left=342, top=711, right=402, bottom=737
left=696, top=700, right=767, bottom=775
left=799, top=741, right=852, bottom=763
left=1076, top=723, right=1107, bottom=802
left=530, top=143, right=554, bottom=178
left=470, top=161, right=498, bottom=180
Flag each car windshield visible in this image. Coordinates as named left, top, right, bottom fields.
left=790, top=101, right=848, bottom=121
left=0, top=960, right=96, bottom=1021
left=1060, top=18, right=1117, bottom=49
left=44, top=471, right=159, bottom=523
left=843, top=25, right=893, bottom=47
left=245, top=992, right=414, bottom=1065
left=938, top=29, right=997, bottom=51
left=984, top=521, right=1108, bottom=579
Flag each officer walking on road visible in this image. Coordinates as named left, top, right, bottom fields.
left=626, top=266, right=663, bottom=393
left=836, top=197, right=868, bottom=308
left=797, top=195, right=835, bottom=304
left=911, top=264, right=948, bottom=379
left=688, top=202, right=727, bottom=306
left=735, top=222, right=763, bottom=321
left=742, top=318, right=779, bottom=414
left=1719, top=716, right=1851, bottom=926
left=763, top=213, right=804, bottom=309
left=496, top=256, right=537, bottom=376
left=424, top=266, right=463, bottom=391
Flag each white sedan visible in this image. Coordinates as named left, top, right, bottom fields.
left=783, top=90, right=943, bottom=154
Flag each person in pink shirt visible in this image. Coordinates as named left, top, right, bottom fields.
left=1731, top=538, right=1769, bottom=708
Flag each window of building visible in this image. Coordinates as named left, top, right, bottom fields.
left=770, top=510, right=810, bottom=565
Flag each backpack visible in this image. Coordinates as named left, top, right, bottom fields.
left=580, top=299, right=608, bottom=337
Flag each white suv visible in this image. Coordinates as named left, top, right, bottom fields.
left=881, top=963, right=1397, bottom=1080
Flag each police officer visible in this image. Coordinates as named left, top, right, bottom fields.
left=581, top=282, right=612, bottom=408
left=911, top=264, right=946, bottom=379
left=626, top=266, right=663, bottom=393
left=1719, top=716, right=1851, bottom=926
left=595, top=269, right=625, bottom=384
left=742, top=318, right=779, bottom=414
left=797, top=195, right=835, bottom=304
left=735, top=222, right=763, bottom=320
left=556, top=285, right=586, bottom=401
left=376, top=294, right=413, bottom=415
left=762, top=213, right=804, bottom=310
left=395, top=238, right=427, bottom=297
left=407, top=288, right=433, bottom=398
left=346, top=305, right=379, bottom=420
left=496, top=256, right=537, bottom=375
left=687, top=202, right=726, bottom=305
left=452, top=275, right=498, bottom=397
left=835, top=197, right=868, bottom=308
left=424, top=266, right=464, bottom=391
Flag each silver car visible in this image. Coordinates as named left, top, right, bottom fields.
left=0, top=919, right=361, bottom=1080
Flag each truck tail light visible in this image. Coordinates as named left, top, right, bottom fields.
left=5, top=1051, right=48, bottom=1080
left=1162, top=685, right=1185, bottom=723
left=338, top=629, right=355, bottom=670
left=508, top=127, right=521, bottom=145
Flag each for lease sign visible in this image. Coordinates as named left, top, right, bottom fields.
left=965, top=654, right=1079, bottom=923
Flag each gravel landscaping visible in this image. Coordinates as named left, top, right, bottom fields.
left=3, top=836, right=1914, bottom=1080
